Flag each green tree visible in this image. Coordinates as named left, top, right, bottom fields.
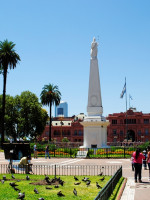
left=40, top=84, right=61, bottom=142
left=0, top=92, right=48, bottom=141
left=0, top=39, right=20, bottom=146
left=0, top=95, right=19, bottom=141
left=17, top=91, right=48, bottom=140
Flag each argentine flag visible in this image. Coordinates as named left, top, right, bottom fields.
left=120, top=82, right=126, bottom=98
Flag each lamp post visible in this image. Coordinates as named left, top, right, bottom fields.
left=59, top=117, right=64, bottom=142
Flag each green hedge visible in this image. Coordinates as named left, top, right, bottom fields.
left=109, top=177, right=124, bottom=200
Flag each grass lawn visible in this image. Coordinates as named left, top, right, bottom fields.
left=0, top=174, right=111, bottom=200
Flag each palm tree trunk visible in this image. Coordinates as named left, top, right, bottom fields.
left=49, top=101, right=52, bottom=142
left=1, top=68, right=7, bottom=147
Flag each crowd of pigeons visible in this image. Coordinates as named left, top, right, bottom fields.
left=1, top=172, right=105, bottom=199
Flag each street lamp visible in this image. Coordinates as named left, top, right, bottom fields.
left=59, top=117, right=64, bottom=141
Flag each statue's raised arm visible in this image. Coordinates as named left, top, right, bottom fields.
left=90, top=37, right=98, bottom=59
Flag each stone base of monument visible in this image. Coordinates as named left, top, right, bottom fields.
left=80, top=116, right=110, bottom=148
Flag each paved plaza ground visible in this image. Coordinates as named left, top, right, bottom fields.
left=0, top=152, right=150, bottom=200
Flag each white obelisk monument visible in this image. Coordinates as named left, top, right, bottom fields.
left=80, top=37, right=109, bottom=148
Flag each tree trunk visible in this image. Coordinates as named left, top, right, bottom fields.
left=1, top=68, right=7, bottom=147
left=49, top=101, right=52, bottom=142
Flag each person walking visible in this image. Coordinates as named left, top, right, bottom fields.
left=33, top=143, right=38, bottom=159
left=147, top=146, right=150, bottom=181
left=143, top=150, right=147, bottom=170
left=131, top=154, right=134, bottom=171
left=45, top=145, right=50, bottom=159
left=133, top=148, right=145, bottom=183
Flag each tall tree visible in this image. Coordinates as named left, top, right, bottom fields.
left=0, top=92, right=48, bottom=141
left=16, top=91, right=48, bottom=140
left=0, top=40, right=20, bottom=146
left=40, top=84, right=61, bottom=142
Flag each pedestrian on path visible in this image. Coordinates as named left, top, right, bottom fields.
left=33, top=143, right=38, bottom=159
left=45, top=145, right=50, bottom=159
left=143, top=150, right=147, bottom=170
left=131, top=154, right=134, bottom=171
left=147, top=146, right=150, bottom=181
left=133, top=148, right=145, bottom=183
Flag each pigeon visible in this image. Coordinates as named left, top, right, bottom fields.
left=38, top=198, right=45, bottom=200
left=44, top=175, right=49, bottom=181
left=46, top=179, right=51, bottom=184
left=74, top=176, right=79, bottom=181
left=1, top=180, right=4, bottom=184
left=54, top=185, right=59, bottom=188
left=11, top=174, right=15, bottom=179
left=26, top=175, right=30, bottom=180
left=59, top=180, right=64, bottom=186
left=86, top=180, right=91, bottom=186
left=3, top=175, right=6, bottom=180
left=45, top=186, right=52, bottom=190
left=99, top=176, right=105, bottom=181
left=17, top=192, right=25, bottom=199
left=14, top=187, right=21, bottom=192
left=96, top=182, right=102, bottom=189
left=74, top=182, right=81, bottom=185
left=34, top=188, right=39, bottom=194
left=57, top=191, right=65, bottom=197
left=98, top=172, right=103, bottom=176
left=10, top=182, right=18, bottom=187
left=73, top=188, right=77, bottom=196
left=82, top=177, right=89, bottom=182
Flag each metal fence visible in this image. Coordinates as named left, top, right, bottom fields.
left=36, top=146, right=138, bottom=158
left=0, top=164, right=121, bottom=176
left=95, top=166, right=122, bottom=200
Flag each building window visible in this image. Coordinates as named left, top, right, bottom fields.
left=145, top=129, right=149, bottom=135
left=120, top=130, right=123, bottom=135
left=54, top=130, right=60, bottom=136
left=144, top=119, right=149, bottom=124
left=58, top=108, right=63, bottom=115
left=74, top=130, right=77, bottom=135
left=78, top=130, right=82, bottom=136
left=113, top=130, right=117, bottom=135
left=112, top=120, right=117, bottom=124
left=67, top=131, right=70, bottom=136
left=68, top=123, right=70, bottom=125
left=55, top=123, right=57, bottom=125
left=124, top=119, right=136, bottom=124
left=138, top=130, right=141, bottom=135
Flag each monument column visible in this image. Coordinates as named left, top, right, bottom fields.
left=87, top=37, right=103, bottom=116
left=80, top=37, right=109, bottom=148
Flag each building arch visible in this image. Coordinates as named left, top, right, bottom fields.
left=127, top=130, right=135, bottom=142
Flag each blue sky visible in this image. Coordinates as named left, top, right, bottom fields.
left=0, top=0, right=150, bottom=117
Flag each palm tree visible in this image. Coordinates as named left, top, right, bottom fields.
left=0, top=39, right=20, bottom=146
left=40, top=84, right=61, bottom=142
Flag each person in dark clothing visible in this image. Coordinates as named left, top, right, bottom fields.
left=45, top=145, right=50, bottom=159
left=133, top=148, right=145, bottom=183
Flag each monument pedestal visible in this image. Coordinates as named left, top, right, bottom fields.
left=80, top=116, right=109, bottom=148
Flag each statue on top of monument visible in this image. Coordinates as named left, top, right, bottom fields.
left=90, top=37, right=98, bottom=59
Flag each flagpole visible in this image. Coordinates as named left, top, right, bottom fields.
left=125, top=77, right=128, bottom=142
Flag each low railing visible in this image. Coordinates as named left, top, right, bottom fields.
left=95, top=166, right=122, bottom=200
left=0, top=164, right=121, bottom=176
